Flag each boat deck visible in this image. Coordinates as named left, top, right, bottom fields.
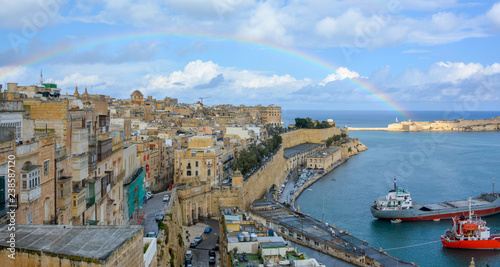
left=421, top=198, right=491, bottom=210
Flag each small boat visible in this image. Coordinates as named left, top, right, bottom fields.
left=441, top=198, right=500, bottom=249
left=391, top=219, right=402, bottom=224
left=433, top=218, right=441, bottom=222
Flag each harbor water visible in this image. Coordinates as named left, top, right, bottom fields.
left=287, top=110, right=500, bottom=267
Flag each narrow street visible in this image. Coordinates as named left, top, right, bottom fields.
left=141, top=190, right=171, bottom=236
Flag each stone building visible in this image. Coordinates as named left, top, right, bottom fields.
left=0, top=224, right=152, bottom=267
left=259, top=105, right=282, bottom=126
left=306, top=147, right=342, bottom=170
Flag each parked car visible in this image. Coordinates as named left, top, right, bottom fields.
left=146, top=232, right=156, bottom=238
left=212, top=244, right=219, bottom=251
left=184, top=258, right=193, bottom=267
left=209, top=250, right=216, bottom=264
left=189, top=241, right=198, bottom=248
left=204, top=226, right=212, bottom=233
left=155, top=213, right=164, bottom=221
left=194, top=234, right=203, bottom=244
left=146, top=192, right=154, bottom=199
left=185, top=250, right=193, bottom=260
left=163, top=194, right=170, bottom=202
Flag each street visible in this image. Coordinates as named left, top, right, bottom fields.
left=279, top=167, right=300, bottom=204
left=141, top=190, right=171, bottom=236
left=184, top=218, right=220, bottom=267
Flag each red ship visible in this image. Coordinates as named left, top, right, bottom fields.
left=441, top=198, right=500, bottom=249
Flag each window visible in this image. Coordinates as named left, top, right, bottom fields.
left=195, top=161, right=198, bottom=167
left=195, top=171, right=198, bottom=176
left=60, top=189, right=64, bottom=197
left=208, top=169, right=211, bottom=176
left=105, top=163, right=107, bottom=169
left=43, top=160, right=50, bottom=175
left=187, top=171, right=191, bottom=176
left=27, top=211, right=33, bottom=224
left=22, top=169, right=41, bottom=190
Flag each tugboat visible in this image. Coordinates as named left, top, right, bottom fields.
left=371, top=178, right=500, bottom=221
left=441, top=198, right=500, bottom=249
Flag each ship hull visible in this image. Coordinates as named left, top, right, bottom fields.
left=441, top=236, right=500, bottom=249
left=371, top=194, right=500, bottom=221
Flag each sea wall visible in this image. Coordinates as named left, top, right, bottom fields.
left=340, top=138, right=368, bottom=158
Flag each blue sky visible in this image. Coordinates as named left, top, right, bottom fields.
left=1, top=0, right=500, bottom=113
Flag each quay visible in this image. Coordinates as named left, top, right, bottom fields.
left=250, top=191, right=418, bottom=267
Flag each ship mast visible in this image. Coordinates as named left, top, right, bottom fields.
left=468, top=197, right=472, bottom=223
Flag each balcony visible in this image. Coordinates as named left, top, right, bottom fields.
left=89, top=135, right=97, bottom=145
left=71, top=154, right=89, bottom=182
left=56, top=147, right=67, bottom=160
left=71, top=127, right=89, bottom=155
left=20, top=186, right=41, bottom=203
left=72, top=187, right=87, bottom=217
left=16, top=142, right=38, bottom=156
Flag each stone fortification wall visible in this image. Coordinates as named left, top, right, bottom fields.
left=213, top=146, right=287, bottom=211
left=388, top=117, right=500, bottom=132
left=281, top=127, right=343, bottom=148
left=159, top=189, right=185, bottom=267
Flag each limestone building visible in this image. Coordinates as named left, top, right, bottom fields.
left=0, top=224, right=154, bottom=267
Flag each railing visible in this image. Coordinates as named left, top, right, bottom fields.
left=143, top=237, right=157, bottom=267
left=89, top=135, right=97, bottom=145
left=56, top=147, right=67, bottom=159
left=16, top=142, right=38, bottom=156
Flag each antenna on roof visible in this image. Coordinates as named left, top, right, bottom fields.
left=40, top=69, right=43, bottom=84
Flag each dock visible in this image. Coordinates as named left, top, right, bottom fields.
left=250, top=192, right=418, bottom=267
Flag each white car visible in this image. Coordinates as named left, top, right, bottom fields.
left=163, top=194, right=170, bottom=202
left=146, top=192, right=154, bottom=199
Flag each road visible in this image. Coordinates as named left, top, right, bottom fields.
left=185, top=219, right=220, bottom=267
left=141, top=190, right=171, bottom=236
left=279, top=167, right=300, bottom=204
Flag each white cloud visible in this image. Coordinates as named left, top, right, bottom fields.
left=429, top=61, right=484, bottom=84
left=0, top=0, right=64, bottom=29
left=236, top=2, right=293, bottom=45
left=52, top=73, right=106, bottom=90
left=319, top=67, right=360, bottom=85
left=431, top=12, right=460, bottom=32
left=487, top=2, right=500, bottom=27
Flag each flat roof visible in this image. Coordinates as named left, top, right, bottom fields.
left=261, top=241, right=287, bottom=248
left=284, top=143, right=322, bottom=158
left=0, top=225, right=143, bottom=261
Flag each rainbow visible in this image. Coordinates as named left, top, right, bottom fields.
left=1, top=30, right=410, bottom=118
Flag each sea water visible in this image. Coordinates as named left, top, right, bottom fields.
left=288, top=110, right=500, bottom=267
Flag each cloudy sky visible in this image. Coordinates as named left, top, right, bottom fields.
left=1, top=0, right=500, bottom=112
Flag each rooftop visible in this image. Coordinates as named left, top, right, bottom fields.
left=284, top=143, right=322, bottom=158
left=0, top=225, right=143, bottom=261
